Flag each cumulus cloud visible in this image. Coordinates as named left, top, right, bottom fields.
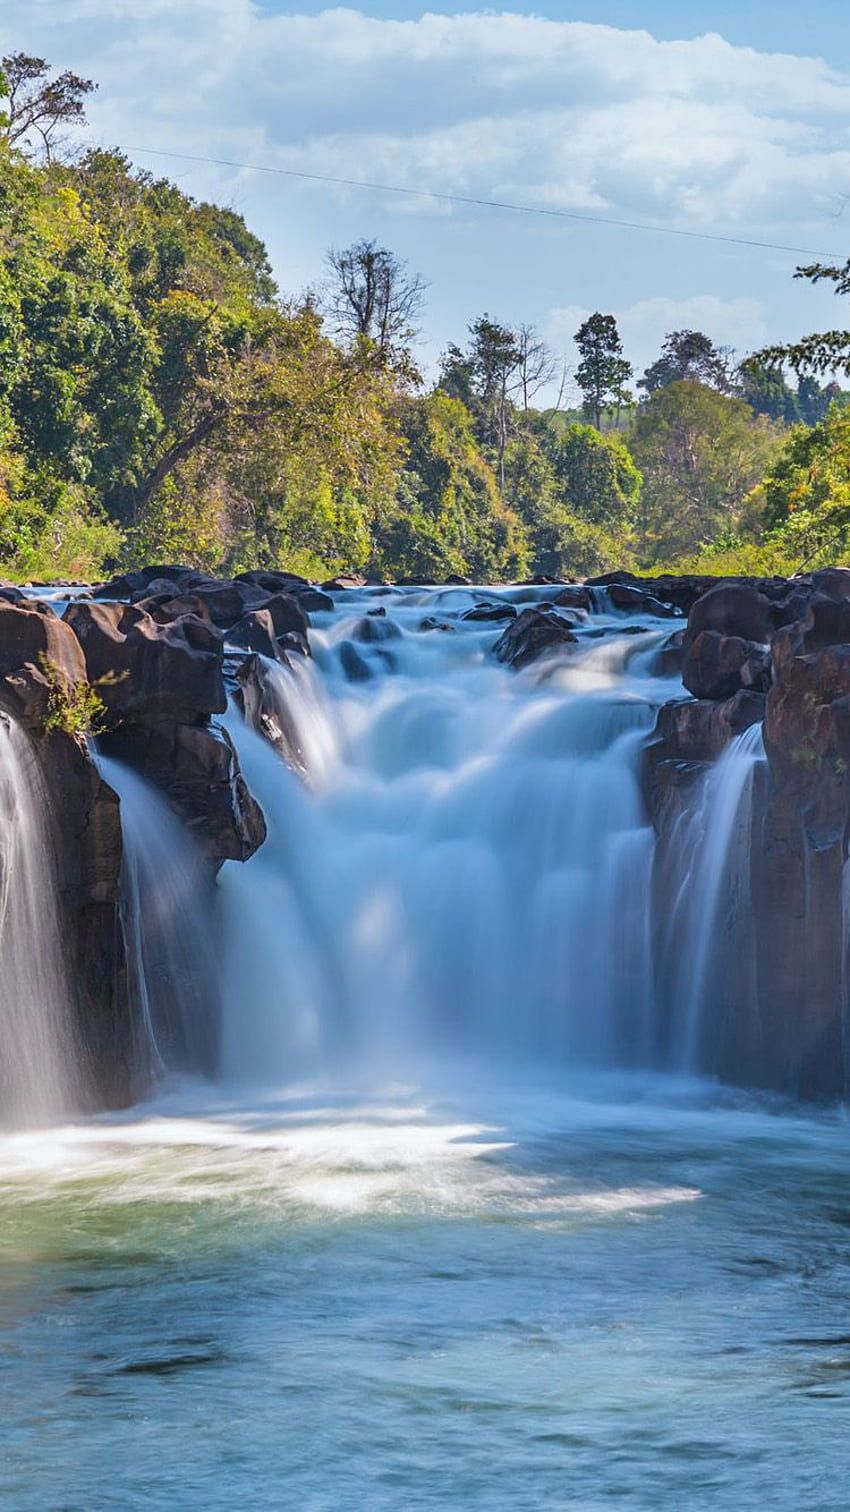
left=2, top=3, right=849, bottom=240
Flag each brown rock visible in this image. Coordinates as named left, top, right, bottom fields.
left=64, top=601, right=226, bottom=724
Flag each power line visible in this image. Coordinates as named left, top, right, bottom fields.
left=119, top=143, right=844, bottom=261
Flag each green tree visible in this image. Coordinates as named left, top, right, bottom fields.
left=640, top=329, right=733, bottom=395
left=574, top=313, right=632, bottom=429
left=371, top=391, right=528, bottom=581
left=548, top=422, right=641, bottom=528
left=753, top=406, right=850, bottom=570
left=628, top=380, right=782, bottom=563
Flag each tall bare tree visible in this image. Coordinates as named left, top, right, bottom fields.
left=515, top=324, right=559, bottom=412
left=0, top=52, right=95, bottom=160
left=325, top=239, right=426, bottom=364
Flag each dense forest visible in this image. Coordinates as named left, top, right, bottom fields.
left=2, top=51, right=850, bottom=584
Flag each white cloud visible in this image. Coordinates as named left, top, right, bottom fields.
left=2, top=4, right=849, bottom=241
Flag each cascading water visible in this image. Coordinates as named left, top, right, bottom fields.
left=659, top=721, right=767, bottom=1072
left=0, top=714, right=85, bottom=1125
left=97, top=756, right=218, bottom=1085
left=219, top=588, right=681, bottom=1088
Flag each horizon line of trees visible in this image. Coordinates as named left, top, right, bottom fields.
left=2, top=49, right=850, bottom=585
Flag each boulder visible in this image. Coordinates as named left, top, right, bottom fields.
left=99, top=720, right=266, bottom=867
left=683, top=629, right=772, bottom=701
left=322, top=574, right=367, bottom=591
left=687, top=581, right=774, bottom=645
left=64, top=601, right=226, bottom=724
left=0, top=596, right=86, bottom=687
left=493, top=607, right=577, bottom=669
left=339, top=641, right=373, bottom=681
left=236, top=569, right=309, bottom=594
left=605, top=582, right=679, bottom=618
left=461, top=602, right=517, bottom=623
left=294, top=587, right=334, bottom=613
left=227, top=608, right=286, bottom=662
left=649, top=627, right=685, bottom=678
left=350, top=614, right=401, bottom=644
left=554, top=586, right=593, bottom=613
left=0, top=597, right=88, bottom=731
left=419, top=617, right=454, bottom=634
left=94, top=564, right=203, bottom=600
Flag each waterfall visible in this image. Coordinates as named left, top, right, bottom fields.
left=0, top=714, right=85, bottom=1125
left=661, top=722, right=766, bottom=1072
left=219, top=590, right=675, bottom=1089
left=97, top=756, right=218, bottom=1085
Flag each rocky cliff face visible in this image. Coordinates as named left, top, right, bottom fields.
left=645, top=567, right=850, bottom=1099
left=0, top=567, right=320, bottom=1108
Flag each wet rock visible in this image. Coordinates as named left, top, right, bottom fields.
left=647, top=689, right=766, bottom=776
left=36, top=729, right=131, bottom=1106
left=227, top=608, right=286, bottom=662
left=492, top=607, right=577, bottom=669
left=351, top=614, right=402, bottom=644
left=649, top=628, right=685, bottom=678
left=683, top=630, right=772, bottom=701
left=99, top=720, right=266, bottom=867
left=461, top=602, right=517, bottom=623
left=605, top=582, right=679, bottom=618
left=255, top=593, right=309, bottom=641
left=587, top=571, right=714, bottom=615
left=295, top=588, right=334, bottom=613
left=64, top=601, right=226, bottom=724
left=339, top=641, right=373, bottom=681
left=419, top=617, right=455, bottom=633
left=554, top=586, right=593, bottom=613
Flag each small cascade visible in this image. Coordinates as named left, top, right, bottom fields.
left=98, top=756, right=218, bottom=1084
left=661, top=722, right=766, bottom=1071
left=245, top=654, right=340, bottom=785
left=0, top=715, right=85, bottom=1125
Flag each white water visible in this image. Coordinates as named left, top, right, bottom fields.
left=663, top=722, right=767, bottom=1071
left=220, top=587, right=679, bottom=1088
left=97, top=756, right=217, bottom=1084
left=0, top=716, right=85, bottom=1124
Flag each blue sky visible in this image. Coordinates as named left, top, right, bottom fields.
left=4, top=2, right=849, bottom=392
left=255, top=0, right=850, bottom=64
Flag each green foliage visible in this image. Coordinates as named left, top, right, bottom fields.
left=749, top=406, right=850, bottom=571
left=371, top=392, right=528, bottom=581
left=38, top=653, right=106, bottom=737
left=628, top=381, right=783, bottom=564
left=548, top=423, right=641, bottom=528
left=640, top=329, right=733, bottom=395
left=4, top=50, right=850, bottom=590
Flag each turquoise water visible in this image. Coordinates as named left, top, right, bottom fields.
left=1, top=1076, right=849, bottom=1510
